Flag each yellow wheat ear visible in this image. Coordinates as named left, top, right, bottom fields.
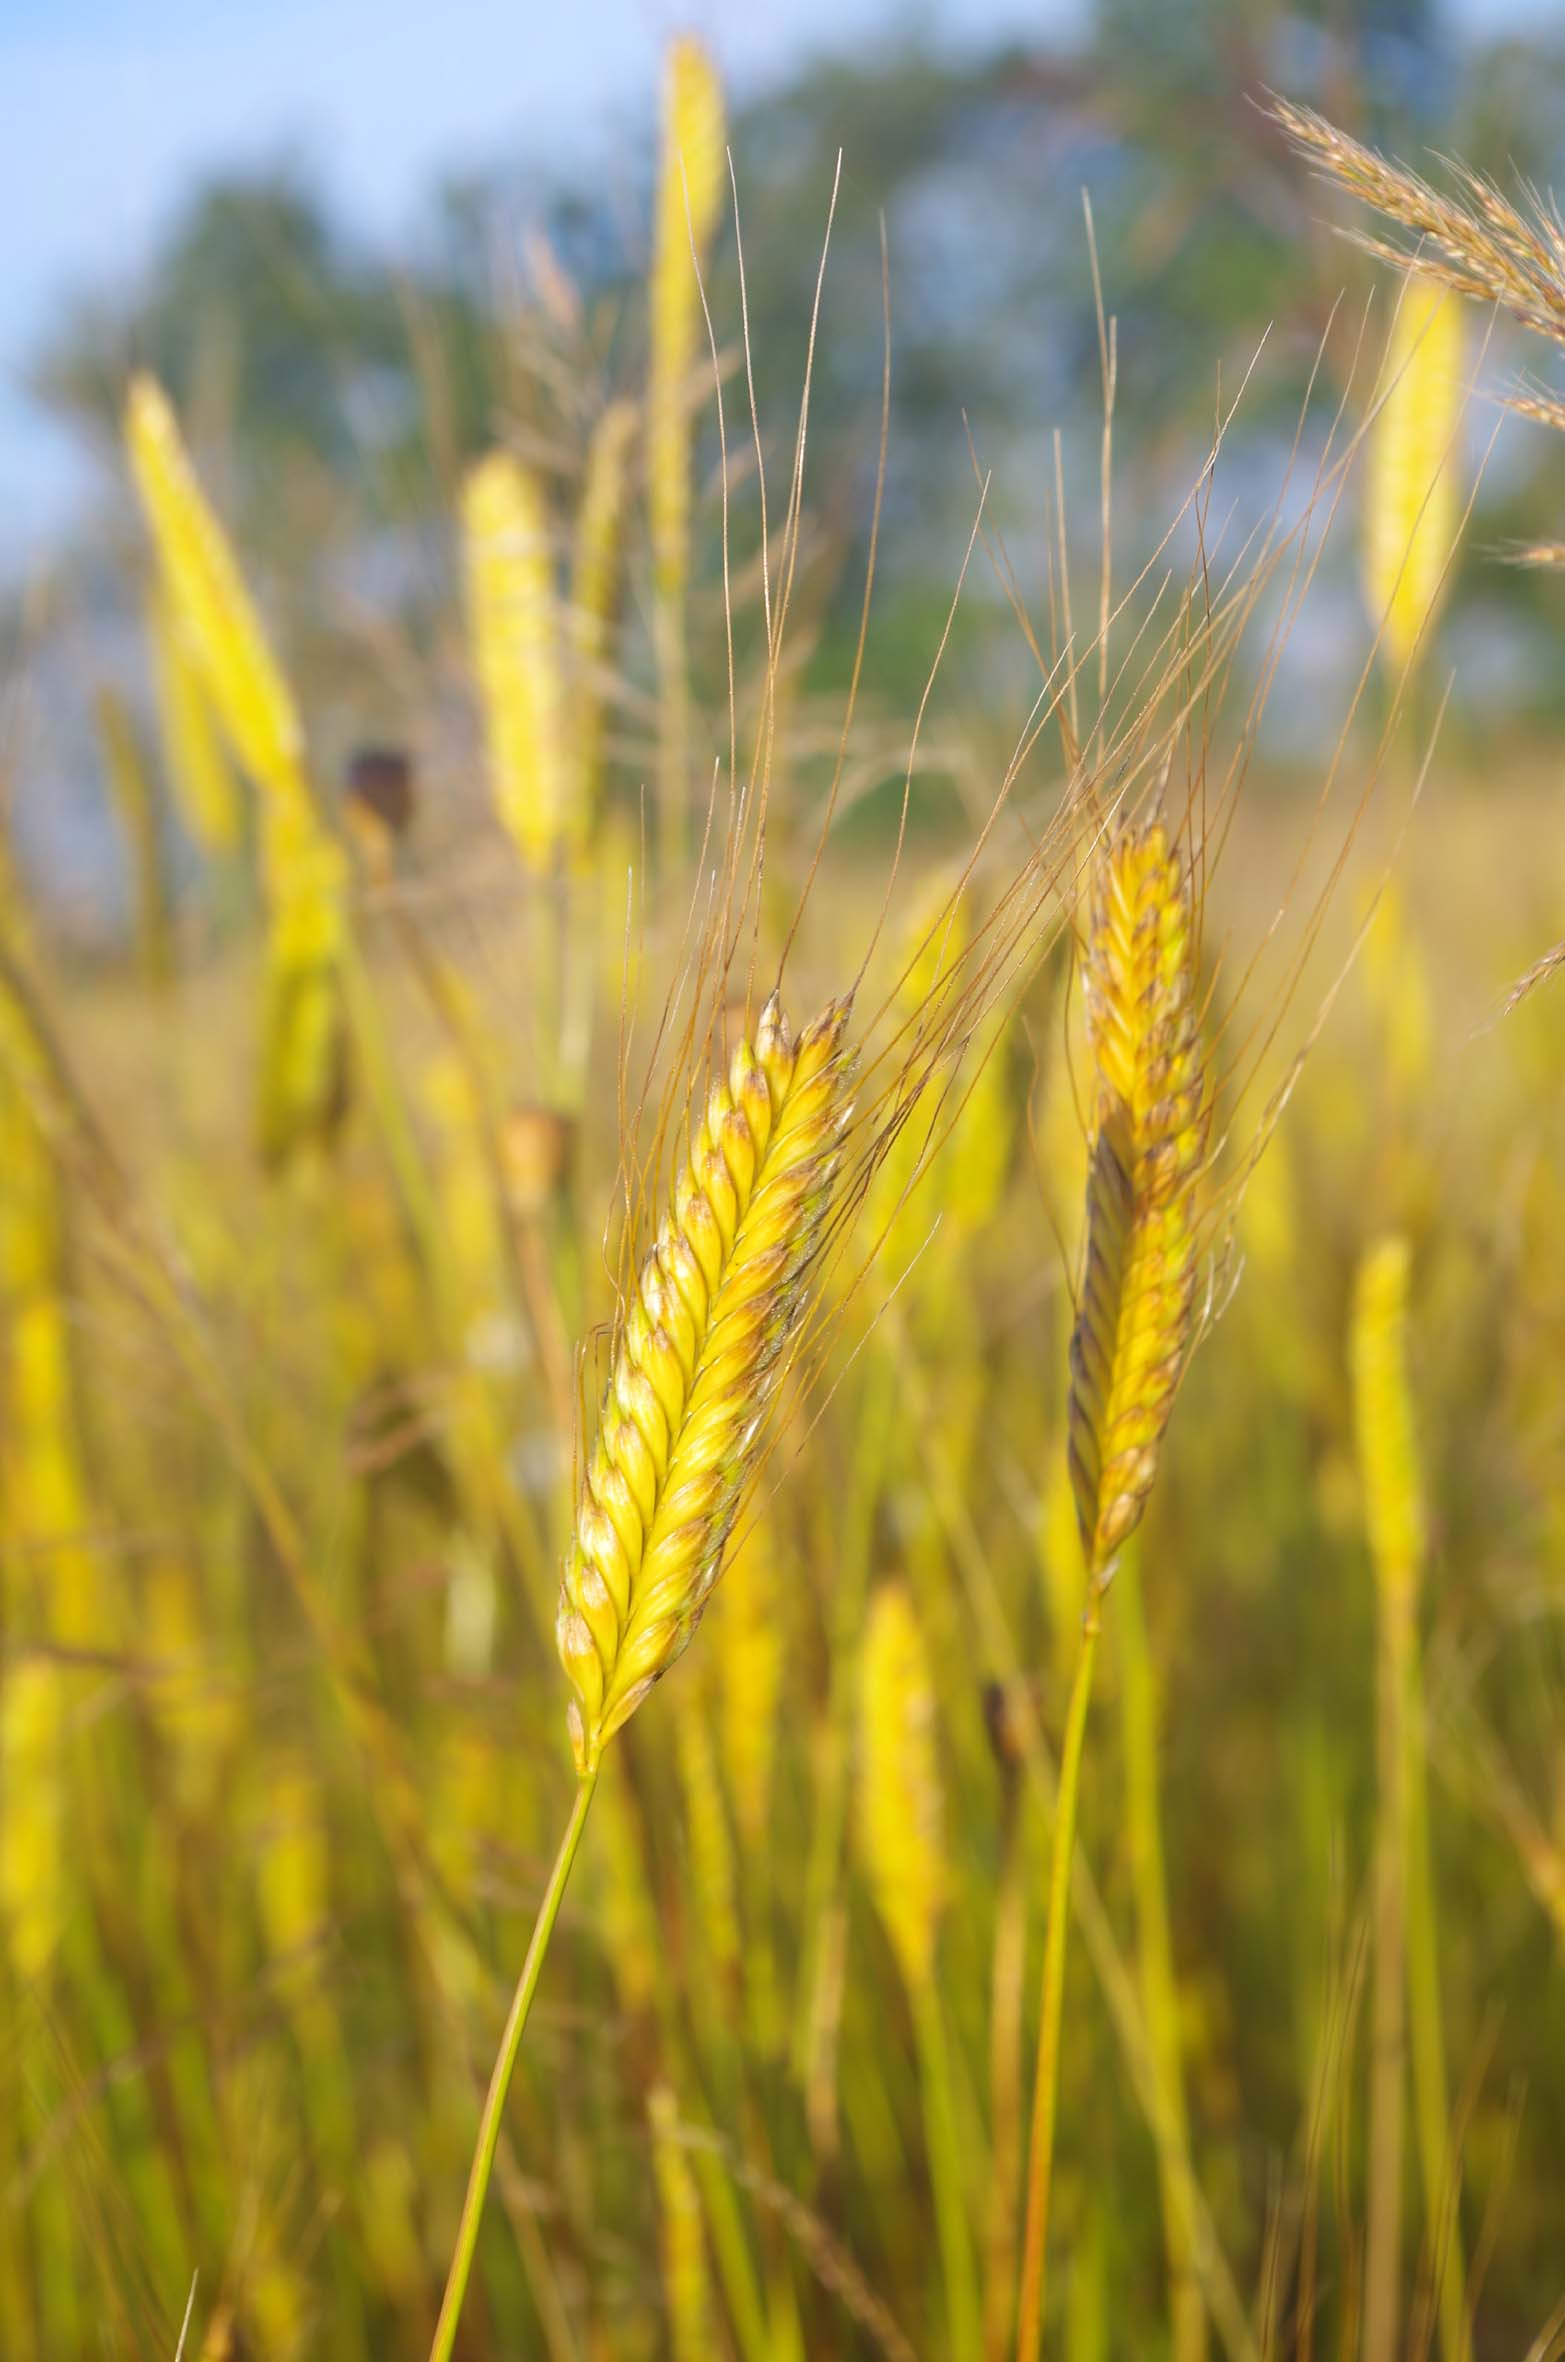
left=1353, top=1235, right=1425, bottom=1600
left=124, top=374, right=346, bottom=1162
left=648, top=33, right=725, bottom=873
left=1068, top=818, right=1209, bottom=1578
left=570, top=399, right=637, bottom=829
left=462, top=449, right=573, bottom=870
left=857, top=1581, right=946, bottom=1994
left=124, top=375, right=303, bottom=796
left=1366, top=282, right=1466, bottom=674
left=557, top=992, right=853, bottom=1774
left=649, top=36, right=725, bottom=608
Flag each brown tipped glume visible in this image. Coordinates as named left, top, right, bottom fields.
left=1067, top=821, right=1208, bottom=1578
left=557, top=994, right=853, bottom=1773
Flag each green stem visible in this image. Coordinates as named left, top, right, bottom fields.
left=1403, top=1620, right=1469, bottom=2362
left=1016, top=1598, right=1102, bottom=2362
left=430, top=1770, right=599, bottom=2362
left=1364, top=1582, right=1409, bottom=2362
left=914, top=1977, right=983, bottom=2362
left=1116, top=1543, right=1205, bottom=2362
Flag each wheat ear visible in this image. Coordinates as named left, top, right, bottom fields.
left=648, top=33, right=725, bottom=874
left=1019, top=817, right=1207, bottom=2362
left=462, top=449, right=574, bottom=870
left=570, top=398, right=637, bottom=831
left=1366, top=282, right=1466, bottom=676
left=433, top=991, right=852, bottom=2360
left=124, top=376, right=346, bottom=1162
left=124, top=376, right=303, bottom=794
left=1067, top=820, right=1209, bottom=1577
left=557, top=991, right=853, bottom=1774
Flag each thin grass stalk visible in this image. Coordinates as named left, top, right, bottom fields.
left=983, top=1710, right=1027, bottom=2362
left=428, top=1768, right=598, bottom=2362
left=900, top=1350, right=1259, bottom=2362
left=1353, top=1237, right=1467, bottom=2362
left=1405, top=1703, right=1467, bottom=2362
left=1116, top=1535, right=1206, bottom=2362
left=1364, top=1574, right=1409, bottom=2362
left=1017, top=1609, right=1101, bottom=2362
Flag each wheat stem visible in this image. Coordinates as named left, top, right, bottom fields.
left=983, top=1747, right=1027, bottom=2362
left=1016, top=1598, right=1101, bottom=2362
left=429, top=1769, right=598, bottom=2362
left=1117, top=1539, right=1206, bottom=2362
left=1405, top=1659, right=1469, bottom=2362
left=1364, top=1578, right=1409, bottom=2362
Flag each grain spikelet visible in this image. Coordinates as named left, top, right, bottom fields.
left=556, top=993, right=853, bottom=1774
left=648, top=36, right=725, bottom=605
left=857, top=1582, right=946, bottom=1995
left=1352, top=1236, right=1425, bottom=1598
left=1366, top=282, right=1466, bottom=671
left=124, top=376, right=302, bottom=795
left=148, top=584, right=242, bottom=856
left=649, top=2084, right=716, bottom=2362
left=1274, top=98, right=1565, bottom=352
left=570, top=399, right=637, bottom=824
left=463, top=449, right=573, bottom=870
left=0, top=1658, right=68, bottom=1981
left=1068, top=820, right=1209, bottom=1576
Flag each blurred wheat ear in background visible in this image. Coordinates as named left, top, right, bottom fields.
left=126, top=375, right=348, bottom=1166
left=648, top=34, right=725, bottom=881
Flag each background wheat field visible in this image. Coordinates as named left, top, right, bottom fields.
left=6, top=5, right=1565, bottom=2358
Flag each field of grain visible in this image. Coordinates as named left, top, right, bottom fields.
left=5, top=35, right=1565, bottom=2362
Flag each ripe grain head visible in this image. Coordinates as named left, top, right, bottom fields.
left=1068, top=817, right=1209, bottom=1578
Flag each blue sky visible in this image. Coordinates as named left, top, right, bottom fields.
left=0, top=0, right=1553, bottom=567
